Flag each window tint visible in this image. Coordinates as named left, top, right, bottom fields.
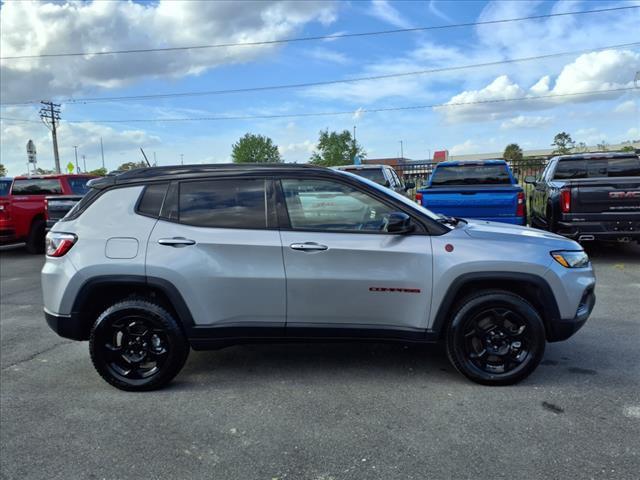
left=11, top=178, right=62, bottom=195
left=137, top=183, right=169, bottom=218
left=281, top=178, right=395, bottom=232
left=179, top=178, right=267, bottom=229
left=67, top=177, right=92, bottom=195
left=554, top=157, right=640, bottom=179
left=430, top=164, right=511, bottom=185
left=0, top=180, right=11, bottom=197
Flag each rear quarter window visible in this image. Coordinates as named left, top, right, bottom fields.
left=0, top=180, right=11, bottom=197
left=11, top=178, right=62, bottom=195
left=66, top=177, right=93, bottom=195
left=137, top=183, right=169, bottom=218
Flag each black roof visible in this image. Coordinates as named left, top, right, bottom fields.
left=552, top=152, right=638, bottom=161
left=89, top=163, right=332, bottom=189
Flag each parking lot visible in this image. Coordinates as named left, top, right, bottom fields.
left=0, top=243, right=639, bottom=480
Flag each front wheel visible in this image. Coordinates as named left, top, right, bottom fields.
left=89, top=299, right=189, bottom=391
left=446, top=291, right=545, bottom=386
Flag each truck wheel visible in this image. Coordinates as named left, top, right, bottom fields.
left=25, top=219, right=45, bottom=254
left=89, top=298, right=189, bottom=391
left=446, top=290, right=545, bottom=386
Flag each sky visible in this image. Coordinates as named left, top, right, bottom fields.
left=1, top=0, right=639, bottom=175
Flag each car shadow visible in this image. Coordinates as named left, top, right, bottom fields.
left=582, top=241, right=640, bottom=262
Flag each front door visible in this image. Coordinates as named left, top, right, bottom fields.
left=278, top=177, right=433, bottom=332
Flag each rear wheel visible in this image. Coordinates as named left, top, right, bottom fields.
left=25, top=219, right=45, bottom=254
left=89, top=299, right=189, bottom=391
left=446, top=290, right=545, bottom=386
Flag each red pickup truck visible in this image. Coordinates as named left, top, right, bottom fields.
left=0, top=174, right=95, bottom=253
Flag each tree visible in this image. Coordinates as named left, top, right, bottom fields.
left=309, top=129, right=366, bottom=167
left=620, top=145, right=636, bottom=152
left=574, top=142, right=588, bottom=153
left=503, top=143, right=523, bottom=163
left=88, top=167, right=108, bottom=176
left=0, top=164, right=6, bottom=176
left=232, top=133, right=281, bottom=163
left=551, top=132, right=575, bottom=154
left=117, top=161, right=148, bottom=171
left=596, top=141, right=609, bottom=152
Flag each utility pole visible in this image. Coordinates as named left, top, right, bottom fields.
left=153, top=151, right=157, bottom=166
left=82, top=155, right=87, bottom=173
left=180, top=153, right=184, bottom=165
left=73, top=146, right=79, bottom=173
left=39, top=101, right=62, bottom=173
left=100, top=137, right=105, bottom=169
left=399, top=140, right=404, bottom=159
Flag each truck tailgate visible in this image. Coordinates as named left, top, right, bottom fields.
left=571, top=178, right=640, bottom=214
left=46, top=195, right=82, bottom=226
left=421, top=186, right=522, bottom=218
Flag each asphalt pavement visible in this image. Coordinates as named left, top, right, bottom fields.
left=1, top=242, right=639, bottom=479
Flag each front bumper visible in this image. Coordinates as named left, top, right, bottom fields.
left=44, top=308, right=86, bottom=340
left=547, top=287, right=595, bottom=342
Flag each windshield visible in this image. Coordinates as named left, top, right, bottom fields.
left=341, top=168, right=386, bottom=185
left=554, top=157, right=640, bottom=179
left=430, top=164, right=512, bottom=185
left=335, top=170, right=447, bottom=225
left=0, top=180, right=11, bottom=197
left=67, top=177, right=93, bottom=195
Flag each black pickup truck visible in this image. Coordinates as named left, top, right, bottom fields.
left=526, top=152, right=640, bottom=243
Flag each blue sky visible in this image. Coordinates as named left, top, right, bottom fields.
left=1, top=0, right=639, bottom=175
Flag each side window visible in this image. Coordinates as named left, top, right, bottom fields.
left=178, top=178, right=267, bottom=229
left=390, top=169, right=403, bottom=188
left=280, top=178, right=395, bottom=232
left=137, top=183, right=169, bottom=218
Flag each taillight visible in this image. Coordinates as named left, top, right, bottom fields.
left=45, top=232, right=77, bottom=257
left=560, top=188, right=571, bottom=213
left=415, top=192, right=423, bottom=204
left=516, top=191, right=525, bottom=217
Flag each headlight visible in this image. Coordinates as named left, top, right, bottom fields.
left=551, top=250, right=589, bottom=268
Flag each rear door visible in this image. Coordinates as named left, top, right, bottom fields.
left=277, top=176, right=433, bottom=332
left=146, top=177, right=286, bottom=329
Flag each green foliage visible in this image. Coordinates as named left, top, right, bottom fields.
left=503, top=143, right=523, bottom=162
left=88, top=167, right=108, bottom=176
left=0, top=164, right=6, bottom=176
left=596, top=141, right=609, bottom=152
left=551, top=132, right=575, bottom=154
left=232, top=133, right=281, bottom=163
left=574, top=142, right=588, bottom=153
left=117, top=161, right=148, bottom=171
left=620, top=145, right=636, bottom=152
left=35, top=167, right=55, bottom=175
left=309, top=129, right=366, bottom=167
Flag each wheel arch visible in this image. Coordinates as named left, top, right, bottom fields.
left=431, top=272, right=561, bottom=342
left=70, top=275, right=195, bottom=340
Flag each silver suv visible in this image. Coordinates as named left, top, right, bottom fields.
left=42, top=164, right=595, bottom=391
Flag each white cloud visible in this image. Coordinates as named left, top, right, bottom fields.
left=614, top=100, right=636, bottom=115
left=449, top=140, right=479, bottom=155
left=438, top=50, right=640, bottom=123
left=0, top=0, right=338, bottom=103
left=368, top=0, right=412, bottom=28
left=627, top=127, right=640, bottom=139
left=278, top=140, right=315, bottom=160
left=428, top=1, right=454, bottom=23
left=307, top=47, right=350, bottom=65
left=353, top=107, right=365, bottom=120
left=501, top=115, right=553, bottom=130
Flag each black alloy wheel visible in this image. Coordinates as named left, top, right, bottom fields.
left=446, top=291, right=545, bottom=386
left=90, top=299, right=189, bottom=391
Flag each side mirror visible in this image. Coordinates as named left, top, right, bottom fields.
left=383, top=212, right=414, bottom=234
left=405, top=181, right=416, bottom=190
left=524, top=175, right=537, bottom=185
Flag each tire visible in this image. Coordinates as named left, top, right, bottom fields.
left=446, top=290, right=546, bottom=386
left=89, top=298, right=189, bottom=391
left=25, top=219, right=45, bottom=254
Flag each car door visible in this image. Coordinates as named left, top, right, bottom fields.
left=146, top=177, right=286, bottom=331
left=532, top=161, right=553, bottom=224
left=277, top=176, right=433, bottom=333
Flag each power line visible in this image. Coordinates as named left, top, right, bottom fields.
left=3, top=42, right=638, bottom=107
left=2, top=5, right=636, bottom=61
left=53, top=87, right=632, bottom=124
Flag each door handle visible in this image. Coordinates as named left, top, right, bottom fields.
left=158, top=237, right=196, bottom=247
left=290, top=242, right=328, bottom=251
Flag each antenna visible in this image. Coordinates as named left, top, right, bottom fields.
left=140, top=148, right=151, bottom=167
